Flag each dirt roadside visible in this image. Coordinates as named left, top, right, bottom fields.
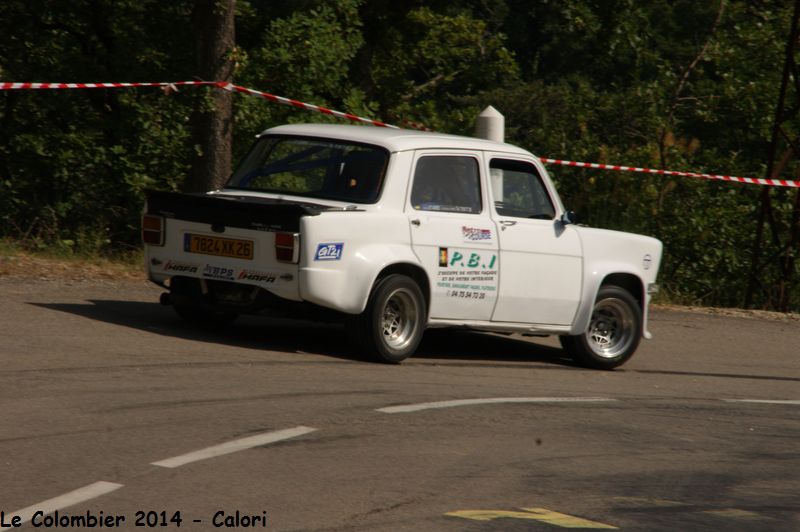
left=0, top=249, right=143, bottom=281
left=2, top=248, right=797, bottom=322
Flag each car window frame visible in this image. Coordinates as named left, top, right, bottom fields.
left=408, top=153, right=484, bottom=215
left=488, top=157, right=558, bottom=220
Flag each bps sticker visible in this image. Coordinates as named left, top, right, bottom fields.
left=315, top=243, right=344, bottom=261
left=203, top=264, right=235, bottom=280
left=439, top=247, right=448, bottom=267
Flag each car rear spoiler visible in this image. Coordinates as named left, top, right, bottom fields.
left=144, top=189, right=322, bottom=232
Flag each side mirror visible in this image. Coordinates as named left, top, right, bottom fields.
left=560, top=210, right=577, bottom=225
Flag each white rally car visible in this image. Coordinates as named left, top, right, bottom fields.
left=143, top=123, right=662, bottom=369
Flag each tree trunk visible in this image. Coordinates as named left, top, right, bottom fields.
left=187, top=0, right=235, bottom=193
left=744, top=0, right=800, bottom=309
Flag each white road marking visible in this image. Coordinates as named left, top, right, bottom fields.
left=8, top=481, right=124, bottom=524
left=723, top=399, right=800, bottom=405
left=151, top=426, right=317, bottom=468
left=377, top=397, right=617, bottom=413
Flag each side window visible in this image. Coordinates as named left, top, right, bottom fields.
left=410, top=156, right=482, bottom=214
left=490, top=159, right=555, bottom=220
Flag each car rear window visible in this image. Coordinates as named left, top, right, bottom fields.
left=227, top=136, right=389, bottom=204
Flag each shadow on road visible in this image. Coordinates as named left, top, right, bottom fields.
left=30, top=299, right=575, bottom=368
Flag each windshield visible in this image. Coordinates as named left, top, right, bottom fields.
left=227, top=136, right=389, bottom=204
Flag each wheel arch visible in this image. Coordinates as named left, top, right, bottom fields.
left=372, top=262, right=431, bottom=315
left=570, top=267, right=649, bottom=337
left=601, top=273, right=644, bottom=310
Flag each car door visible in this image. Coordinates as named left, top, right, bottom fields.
left=488, top=156, right=583, bottom=325
left=407, top=152, right=499, bottom=321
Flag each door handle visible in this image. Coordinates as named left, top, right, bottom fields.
left=410, top=219, right=421, bottom=226
left=499, top=220, right=517, bottom=227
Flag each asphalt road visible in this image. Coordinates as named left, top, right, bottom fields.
left=0, top=278, right=798, bottom=531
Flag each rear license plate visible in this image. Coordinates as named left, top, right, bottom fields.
left=184, top=234, right=254, bottom=260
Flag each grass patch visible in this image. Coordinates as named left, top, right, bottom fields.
left=0, top=238, right=145, bottom=280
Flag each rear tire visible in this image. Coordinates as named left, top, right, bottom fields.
left=170, top=277, right=238, bottom=328
left=560, top=285, right=641, bottom=370
left=350, top=274, right=426, bottom=363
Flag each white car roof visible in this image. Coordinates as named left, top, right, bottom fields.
left=260, top=123, right=534, bottom=157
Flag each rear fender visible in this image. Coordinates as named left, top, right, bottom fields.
left=300, top=243, right=424, bottom=314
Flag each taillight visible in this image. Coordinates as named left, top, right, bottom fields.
left=142, top=214, right=165, bottom=246
left=275, top=232, right=299, bottom=263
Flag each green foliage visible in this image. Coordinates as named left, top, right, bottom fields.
left=359, top=4, right=519, bottom=132
left=231, top=0, right=369, bottom=159
left=248, top=2, right=363, bottom=98
left=0, top=0, right=798, bottom=309
left=0, top=0, right=196, bottom=254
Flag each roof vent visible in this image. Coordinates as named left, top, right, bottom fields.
left=475, top=105, right=505, bottom=143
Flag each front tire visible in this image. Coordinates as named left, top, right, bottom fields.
left=560, top=285, right=642, bottom=370
left=350, top=274, right=426, bottom=363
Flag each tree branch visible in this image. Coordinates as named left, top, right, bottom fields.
left=658, top=0, right=725, bottom=167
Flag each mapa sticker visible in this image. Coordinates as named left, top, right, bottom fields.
left=315, top=243, right=344, bottom=261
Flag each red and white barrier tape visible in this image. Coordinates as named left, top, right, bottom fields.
left=0, top=80, right=795, bottom=186
left=539, top=158, right=800, bottom=188
left=213, top=82, right=398, bottom=128
left=0, top=80, right=402, bottom=129
left=0, top=81, right=215, bottom=90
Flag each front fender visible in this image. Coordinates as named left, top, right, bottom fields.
left=570, top=227, right=662, bottom=339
